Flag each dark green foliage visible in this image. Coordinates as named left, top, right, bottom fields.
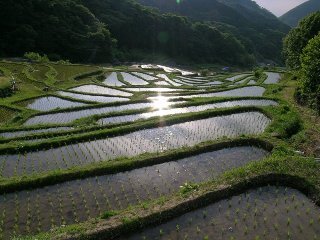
left=283, top=12, right=320, bottom=112
left=280, top=0, right=320, bottom=27
left=254, top=68, right=263, bottom=78
left=24, top=52, right=49, bottom=63
left=81, top=0, right=254, bottom=66
left=74, top=70, right=103, bottom=81
left=102, top=211, right=118, bottom=219
left=0, top=87, right=13, bottom=98
left=0, top=0, right=114, bottom=63
left=135, top=0, right=289, bottom=63
left=0, top=0, right=286, bottom=66
left=283, top=12, right=320, bottom=69
left=300, top=34, right=320, bottom=113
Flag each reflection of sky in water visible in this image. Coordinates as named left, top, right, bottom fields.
left=98, top=99, right=277, bottom=125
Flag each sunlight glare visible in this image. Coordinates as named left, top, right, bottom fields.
left=151, top=94, right=170, bottom=116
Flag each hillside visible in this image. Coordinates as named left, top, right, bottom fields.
left=136, top=0, right=290, bottom=62
left=280, top=0, right=320, bottom=27
left=0, top=0, right=288, bottom=65
left=0, top=0, right=115, bottom=63
left=81, top=0, right=253, bottom=66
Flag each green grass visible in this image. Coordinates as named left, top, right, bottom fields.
left=0, top=106, right=18, bottom=125
left=52, top=63, right=101, bottom=83
left=0, top=76, right=10, bottom=89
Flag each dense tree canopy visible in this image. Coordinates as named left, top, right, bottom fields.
left=82, top=0, right=254, bottom=65
left=0, top=0, right=284, bottom=66
left=136, top=0, right=289, bottom=63
left=283, top=11, right=320, bottom=69
left=0, top=0, right=115, bottom=62
left=300, top=33, right=320, bottom=112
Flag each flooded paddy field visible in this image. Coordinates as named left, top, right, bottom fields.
left=0, top=127, right=73, bottom=138
left=23, top=101, right=182, bottom=125
left=103, top=72, right=125, bottom=87
left=19, top=96, right=87, bottom=111
left=0, top=146, right=269, bottom=238
left=122, top=186, right=320, bottom=240
left=69, top=84, right=133, bottom=97
left=265, top=72, right=281, bottom=84
left=98, top=99, right=278, bottom=125
left=0, top=61, right=300, bottom=240
left=57, top=91, right=130, bottom=103
left=1, top=112, right=270, bottom=177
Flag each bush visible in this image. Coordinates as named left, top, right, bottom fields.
left=200, top=69, right=209, bottom=77
left=24, top=52, right=49, bottom=63
left=283, top=12, right=320, bottom=69
left=300, top=33, right=320, bottom=113
left=254, top=68, right=263, bottom=79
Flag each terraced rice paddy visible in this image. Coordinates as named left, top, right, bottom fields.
left=154, top=81, right=170, bottom=86
left=1, top=62, right=311, bottom=240
left=157, top=74, right=182, bottom=86
left=1, top=112, right=270, bottom=177
left=121, top=72, right=149, bottom=85
left=98, top=100, right=278, bottom=125
left=0, top=127, right=72, bottom=138
left=23, top=101, right=181, bottom=125
left=148, top=86, right=266, bottom=101
left=21, top=96, right=87, bottom=111
left=57, top=91, right=130, bottom=103
left=103, top=72, right=125, bottom=86
left=123, top=186, right=320, bottom=240
left=265, top=72, right=281, bottom=84
left=226, top=74, right=251, bottom=81
left=123, top=87, right=188, bottom=92
left=69, top=85, right=133, bottom=97
left=132, top=72, right=158, bottom=81
left=0, top=146, right=269, bottom=238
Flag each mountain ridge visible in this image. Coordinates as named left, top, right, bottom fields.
left=135, top=0, right=289, bottom=62
left=280, top=0, right=320, bottom=27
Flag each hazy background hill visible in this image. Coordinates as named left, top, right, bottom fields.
left=280, top=0, right=320, bottom=27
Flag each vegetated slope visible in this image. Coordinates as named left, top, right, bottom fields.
left=280, top=0, right=320, bottom=27
left=0, top=0, right=270, bottom=66
left=81, top=0, right=253, bottom=66
left=135, top=0, right=290, bottom=62
left=0, top=0, right=115, bottom=62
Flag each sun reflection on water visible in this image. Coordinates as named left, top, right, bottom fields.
left=151, top=94, right=171, bottom=116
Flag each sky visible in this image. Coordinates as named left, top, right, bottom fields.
left=254, top=0, right=309, bottom=16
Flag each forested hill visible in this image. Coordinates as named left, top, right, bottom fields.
left=280, top=0, right=320, bottom=27
left=136, top=0, right=290, bottom=62
left=0, top=0, right=287, bottom=65
left=0, top=0, right=115, bottom=62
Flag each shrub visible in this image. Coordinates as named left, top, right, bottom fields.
left=24, top=52, right=49, bottom=63
left=300, top=33, right=320, bottom=113
left=283, top=12, right=320, bottom=69
left=254, top=68, right=263, bottom=79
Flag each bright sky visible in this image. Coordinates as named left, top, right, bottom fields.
left=254, top=0, right=309, bottom=16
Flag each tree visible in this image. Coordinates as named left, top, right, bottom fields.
left=300, top=33, right=320, bottom=113
left=283, top=11, right=320, bottom=69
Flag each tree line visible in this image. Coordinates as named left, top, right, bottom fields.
left=283, top=11, right=320, bottom=113
left=0, top=0, right=272, bottom=66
